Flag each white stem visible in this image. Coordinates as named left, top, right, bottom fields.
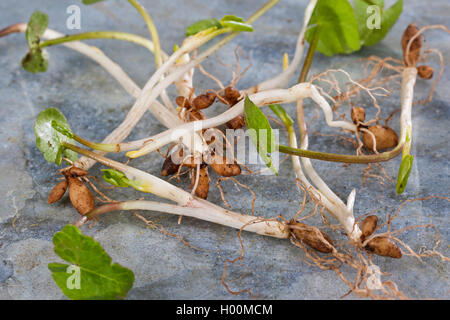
left=399, top=67, right=417, bottom=145
left=245, top=0, right=318, bottom=93
left=119, top=200, right=289, bottom=238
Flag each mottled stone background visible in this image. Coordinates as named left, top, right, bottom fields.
left=0, top=0, right=448, bottom=299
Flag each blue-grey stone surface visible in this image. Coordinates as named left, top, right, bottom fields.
left=0, top=0, right=448, bottom=299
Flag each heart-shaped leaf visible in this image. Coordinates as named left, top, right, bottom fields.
left=244, top=97, right=278, bottom=175
left=25, top=11, right=48, bottom=48
left=306, top=0, right=361, bottom=56
left=48, top=225, right=134, bottom=300
left=353, top=0, right=403, bottom=46
left=21, top=47, right=49, bottom=73
left=34, top=108, right=78, bottom=165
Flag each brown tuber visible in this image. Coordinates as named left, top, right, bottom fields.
left=351, top=107, right=366, bottom=125
left=361, top=215, right=378, bottom=241
left=209, top=155, right=241, bottom=177
left=47, top=180, right=68, bottom=204
left=194, top=166, right=210, bottom=199
left=67, top=177, right=95, bottom=215
left=366, top=237, right=402, bottom=259
left=175, top=96, right=192, bottom=109
left=417, top=65, right=434, bottom=79
left=161, top=156, right=180, bottom=176
left=362, top=125, right=398, bottom=151
left=401, top=24, right=422, bottom=67
left=192, top=92, right=216, bottom=110
left=226, top=114, right=246, bottom=129
left=222, top=86, right=241, bottom=105
left=290, top=222, right=334, bottom=253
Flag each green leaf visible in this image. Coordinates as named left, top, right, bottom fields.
left=220, top=20, right=254, bottom=32
left=220, top=15, right=245, bottom=23
left=82, top=0, right=104, bottom=4
left=306, top=0, right=361, bottom=56
left=220, top=15, right=253, bottom=32
left=52, top=120, right=75, bottom=139
left=25, top=11, right=48, bottom=48
left=185, top=19, right=222, bottom=36
left=21, top=47, right=49, bottom=73
left=244, top=97, right=278, bottom=175
left=34, top=108, right=78, bottom=165
left=396, top=154, right=413, bottom=194
left=101, top=169, right=130, bottom=188
left=269, top=104, right=293, bottom=127
left=353, top=0, right=403, bottom=46
left=48, top=225, right=134, bottom=300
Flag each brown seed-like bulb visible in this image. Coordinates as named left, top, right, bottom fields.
left=161, top=156, right=180, bottom=176
left=362, top=125, right=398, bottom=151
left=366, top=237, right=402, bottom=259
left=194, top=166, right=210, bottom=199
left=351, top=107, right=366, bottom=125
left=209, top=155, right=241, bottom=177
left=192, top=92, right=216, bottom=110
left=223, top=86, right=241, bottom=105
left=48, top=180, right=68, bottom=204
left=290, top=222, right=334, bottom=253
left=401, top=24, right=422, bottom=67
left=175, top=96, right=192, bottom=109
left=361, top=215, right=378, bottom=241
left=226, top=114, right=246, bottom=129
left=417, top=65, right=434, bottom=79
left=68, top=177, right=95, bottom=215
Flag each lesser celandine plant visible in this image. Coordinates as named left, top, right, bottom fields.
left=1, top=0, right=448, bottom=299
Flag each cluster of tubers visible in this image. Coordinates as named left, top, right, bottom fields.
left=163, top=87, right=246, bottom=199
left=402, top=23, right=434, bottom=79
left=47, top=167, right=95, bottom=215
left=290, top=215, right=402, bottom=259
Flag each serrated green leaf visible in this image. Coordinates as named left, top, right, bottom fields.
left=25, top=11, right=48, bottom=49
left=185, top=19, right=222, bottom=36
left=82, top=0, right=104, bottom=4
left=21, top=47, right=49, bottom=73
left=306, top=0, right=361, bottom=57
left=34, top=108, right=78, bottom=165
left=353, top=0, right=403, bottom=46
left=49, top=225, right=134, bottom=300
left=244, top=97, right=278, bottom=175
left=396, top=154, right=413, bottom=194
left=101, top=169, right=130, bottom=188
left=269, top=104, right=293, bottom=127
